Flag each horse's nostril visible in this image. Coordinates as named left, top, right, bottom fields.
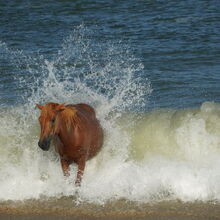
left=38, top=141, right=42, bottom=148
left=38, top=137, right=51, bottom=151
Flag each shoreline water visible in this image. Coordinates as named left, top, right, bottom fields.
left=0, top=199, right=220, bottom=220
left=1, top=102, right=220, bottom=202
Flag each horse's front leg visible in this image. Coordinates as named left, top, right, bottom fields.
left=75, top=157, right=86, bottom=186
left=61, top=159, right=70, bottom=177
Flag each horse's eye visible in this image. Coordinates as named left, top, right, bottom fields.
left=51, top=118, right=56, bottom=124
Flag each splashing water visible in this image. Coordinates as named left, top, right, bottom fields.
left=0, top=26, right=152, bottom=202
left=1, top=27, right=220, bottom=204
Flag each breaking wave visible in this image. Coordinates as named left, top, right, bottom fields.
left=1, top=26, right=220, bottom=204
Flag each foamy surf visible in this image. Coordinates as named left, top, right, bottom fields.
left=1, top=102, right=220, bottom=203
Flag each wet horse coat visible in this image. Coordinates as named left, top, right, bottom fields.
left=36, top=103, right=103, bottom=186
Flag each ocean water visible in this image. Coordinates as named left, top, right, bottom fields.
left=0, top=0, right=220, bottom=204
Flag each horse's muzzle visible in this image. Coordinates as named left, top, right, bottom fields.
left=38, top=136, right=52, bottom=151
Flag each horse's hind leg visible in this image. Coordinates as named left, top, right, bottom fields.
left=61, top=159, right=70, bottom=177
left=75, top=157, right=86, bottom=186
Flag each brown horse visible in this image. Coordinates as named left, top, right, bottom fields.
left=36, top=102, right=103, bottom=186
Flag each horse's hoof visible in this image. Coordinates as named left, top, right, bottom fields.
left=75, top=181, right=81, bottom=187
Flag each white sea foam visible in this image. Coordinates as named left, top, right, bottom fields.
left=1, top=102, right=220, bottom=203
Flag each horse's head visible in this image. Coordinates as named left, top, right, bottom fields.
left=36, top=103, right=65, bottom=151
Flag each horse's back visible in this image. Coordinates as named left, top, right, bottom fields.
left=67, top=103, right=96, bottom=118
left=77, top=104, right=96, bottom=117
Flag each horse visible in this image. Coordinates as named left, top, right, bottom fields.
left=36, top=102, right=103, bottom=186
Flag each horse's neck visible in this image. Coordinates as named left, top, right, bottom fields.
left=57, top=116, right=75, bottom=144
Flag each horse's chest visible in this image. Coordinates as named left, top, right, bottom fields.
left=58, top=144, right=87, bottom=163
left=54, top=128, right=89, bottom=162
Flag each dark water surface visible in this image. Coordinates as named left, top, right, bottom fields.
left=1, top=0, right=220, bottom=108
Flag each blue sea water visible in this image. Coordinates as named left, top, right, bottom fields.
left=0, top=0, right=220, bottom=203
left=1, top=0, right=220, bottom=109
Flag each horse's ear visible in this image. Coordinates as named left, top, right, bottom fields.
left=56, top=103, right=66, bottom=112
left=36, top=104, right=44, bottom=110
